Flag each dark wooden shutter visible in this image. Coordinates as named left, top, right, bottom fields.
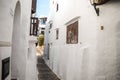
left=30, top=17, right=39, bottom=36
left=66, top=21, right=78, bottom=44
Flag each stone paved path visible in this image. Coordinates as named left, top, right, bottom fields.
left=37, top=56, right=60, bottom=80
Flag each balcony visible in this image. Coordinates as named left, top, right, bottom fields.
left=30, top=17, right=39, bottom=36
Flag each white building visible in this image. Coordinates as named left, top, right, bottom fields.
left=38, top=17, right=47, bottom=35
left=0, top=0, right=38, bottom=80
left=44, top=0, right=120, bottom=80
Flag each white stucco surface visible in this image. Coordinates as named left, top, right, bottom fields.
left=44, top=0, right=120, bottom=80
left=0, top=0, right=38, bottom=80
left=26, top=43, right=38, bottom=80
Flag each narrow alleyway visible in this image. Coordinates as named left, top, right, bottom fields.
left=37, top=56, right=60, bottom=80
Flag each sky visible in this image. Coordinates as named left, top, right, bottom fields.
left=36, top=0, right=50, bottom=18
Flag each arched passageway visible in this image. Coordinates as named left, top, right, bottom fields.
left=11, top=1, right=21, bottom=79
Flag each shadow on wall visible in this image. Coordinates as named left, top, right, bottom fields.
left=111, top=0, right=120, bottom=3
left=116, top=21, right=120, bottom=80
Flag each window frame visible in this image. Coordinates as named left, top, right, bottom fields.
left=65, top=16, right=80, bottom=44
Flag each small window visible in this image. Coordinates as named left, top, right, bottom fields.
left=56, top=28, right=59, bottom=40
left=66, top=21, right=78, bottom=44
left=50, top=23, right=52, bottom=29
left=41, top=19, right=46, bottom=25
left=49, top=21, right=53, bottom=33
left=56, top=4, right=59, bottom=12
left=41, top=31, right=44, bottom=35
left=41, top=28, right=45, bottom=30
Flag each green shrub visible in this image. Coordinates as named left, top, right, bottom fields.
left=38, top=34, right=44, bottom=46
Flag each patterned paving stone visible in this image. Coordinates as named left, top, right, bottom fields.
left=37, top=56, right=60, bottom=80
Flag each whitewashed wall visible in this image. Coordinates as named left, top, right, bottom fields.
left=26, top=42, right=38, bottom=80
left=45, top=0, right=120, bottom=80
left=0, top=0, right=38, bottom=80
left=96, top=1, right=120, bottom=80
